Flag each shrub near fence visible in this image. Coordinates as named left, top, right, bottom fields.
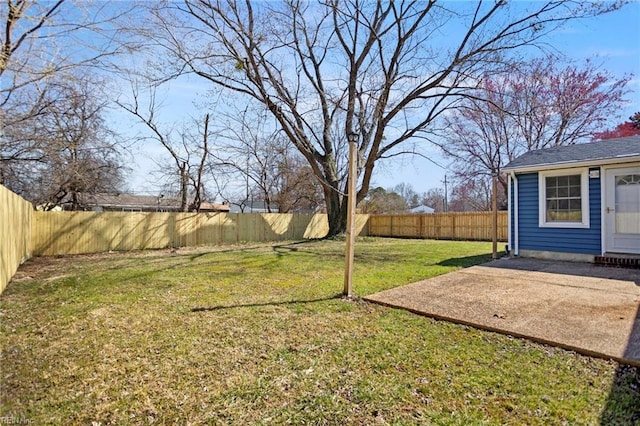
left=367, top=212, right=508, bottom=241
left=0, top=185, right=33, bottom=293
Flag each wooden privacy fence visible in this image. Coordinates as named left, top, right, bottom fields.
left=30, top=211, right=504, bottom=256
left=32, top=211, right=371, bottom=256
left=367, top=212, right=508, bottom=241
left=2, top=180, right=509, bottom=292
left=0, top=185, right=33, bottom=293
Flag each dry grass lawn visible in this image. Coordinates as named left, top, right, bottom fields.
left=1, top=238, right=638, bottom=425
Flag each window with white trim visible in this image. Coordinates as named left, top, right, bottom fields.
left=538, top=169, right=590, bottom=228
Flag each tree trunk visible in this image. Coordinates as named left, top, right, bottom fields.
left=71, top=191, right=79, bottom=211
left=324, top=187, right=348, bottom=237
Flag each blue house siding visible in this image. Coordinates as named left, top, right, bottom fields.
left=509, top=181, right=515, bottom=250
left=515, top=169, right=601, bottom=255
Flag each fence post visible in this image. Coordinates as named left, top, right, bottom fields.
left=452, top=214, right=456, bottom=240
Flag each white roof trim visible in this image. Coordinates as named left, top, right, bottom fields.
left=503, top=154, right=640, bottom=173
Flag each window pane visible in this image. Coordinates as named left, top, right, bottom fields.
left=569, top=186, right=581, bottom=197
left=569, top=199, right=581, bottom=210
left=615, top=175, right=640, bottom=186
left=547, top=186, right=557, bottom=198
left=558, top=187, right=568, bottom=197
left=569, top=175, right=581, bottom=186
left=615, top=174, right=640, bottom=234
left=544, top=173, right=584, bottom=223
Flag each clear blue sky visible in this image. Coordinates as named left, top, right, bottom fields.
left=120, top=2, right=640, bottom=198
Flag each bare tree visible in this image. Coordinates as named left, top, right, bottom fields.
left=186, top=113, right=212, bottom=211
left=360, top=187, right=408, bottom=214
left=1, top=1, right=134, bottom=88
left=3, top=74, right=125, bottom=207
left=392, top=183, right=420, bottom=209
left=1, top=0, right=139, bottom=194
left=212, top=106, right=323, bottom=213
left=447, top=178, right=508, bottom=212
left=421, top=188, right=446, bottom=213
left=213, top=107, right=288, bottom=213
left=143, top=0, right=621, bottom=235
left=117, top=84, right=215, bottom=212
left=438, top=55, right=629, bottom=200
left=273, top=154, right=324, bottom=213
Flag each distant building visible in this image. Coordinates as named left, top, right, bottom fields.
left=60, top=193, right=230, bottom=213
left=410, top=205, right=435, bottom=214
left=229, top=200, right=278, bottom=213
left=198, top=202, right=230, bottom=213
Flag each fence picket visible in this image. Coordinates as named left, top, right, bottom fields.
left=0, top=185, right=33, bottom=292
left=367, top=212, right=508, bottom=241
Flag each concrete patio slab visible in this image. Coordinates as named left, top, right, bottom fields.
left=364, top=258, right=640, bottom=366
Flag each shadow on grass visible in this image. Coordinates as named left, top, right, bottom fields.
left=14, top=244, right=296, bottom=298
left=437, top=253, right=494, bottom=268
left=187, top=241, right=314, bottom=261
left=190, top=293, right=343, bottom=312
left=599, top=363, right=640, bottom=425
left=271, top=240, right=410, bottom=264
left=103, top=243, right=301, bottom=285
left=600, top=302, right=640, bottom=424
left=271, top=240, right=343, bottom=259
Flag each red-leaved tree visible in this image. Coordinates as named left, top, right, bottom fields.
left=438, top=56, right=629, bottom=207
left=594, top=112, right=640, bottom=140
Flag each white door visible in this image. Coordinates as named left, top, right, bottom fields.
left=604, top=166, right=640, bottom=254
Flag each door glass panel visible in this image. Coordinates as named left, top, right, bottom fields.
left=615, top=174, right=640, bottom=234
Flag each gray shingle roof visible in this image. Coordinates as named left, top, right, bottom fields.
left=504, top=136, right=640, bottom=171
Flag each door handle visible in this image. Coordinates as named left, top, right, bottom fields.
left=606, top=207, right=615, bottom=214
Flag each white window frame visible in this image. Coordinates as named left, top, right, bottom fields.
left=538, top=168, right=590, bottom=229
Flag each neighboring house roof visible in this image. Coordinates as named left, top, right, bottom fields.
left=229, top=200, right=277, bottom=213
left=504, top=136, right=640, bottom=172
left=199, top=202, right=230, bottom=212
left=410, top=205, right=435, bottom=214
left=61, top=193, right=230, bottom=212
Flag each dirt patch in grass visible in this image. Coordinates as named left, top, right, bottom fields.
left=1, top=239, right=638, bottom=424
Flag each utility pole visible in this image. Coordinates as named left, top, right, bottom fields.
left=443, top=175, right=448, bottom=213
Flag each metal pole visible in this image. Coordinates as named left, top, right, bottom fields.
left=343, top=133, right=358, bottom=298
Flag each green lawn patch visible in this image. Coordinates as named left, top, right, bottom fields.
left=1, top=238, right=638, bottom=424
